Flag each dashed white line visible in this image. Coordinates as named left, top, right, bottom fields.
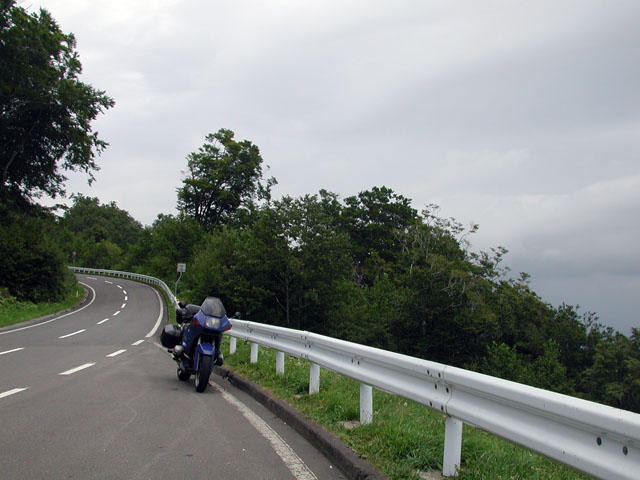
left=105, top=280, right=113, bottom=284
left=59, top=363, right=95, bottom=375
left=113, top=311, right=121, bottom=316
left=123, top=290, right=127, bottom=295
left=59, top=329, right=86, bottom=339
left=106, top=349, right=127, bottom=357
left=212, top=383, right=318, bottom=480
left=97, top=318, right=109, bottom=325
left=87, top=276, right=97, bottom=280
left=117, top=285, right=123, bottom=290
left=132, top=340, right=145, bottom=346
left=0, top=347, right=24, bottom=356
left=124, top=296, right=128, bottom=301
left=121, top=303, right=126, bottom=309
left=0, top=388, right=29, bottom=399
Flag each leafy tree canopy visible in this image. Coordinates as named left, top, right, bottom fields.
left=0, top=1, right=114, bottom=201
left=61, top=195, right=142, bottom=250
left=177, top=128, right=276, bottom=231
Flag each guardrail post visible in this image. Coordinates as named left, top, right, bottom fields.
left=276, top=351, right=285, bottom=375
left=229, top=337, right=237, bottom=355
left=360, top=384, right=373, bottom=425
left=309, top=363, right=320, bottom=394
left=250, top=343, right=259, bottom=363
left=443, top=416, right=463, bottom=477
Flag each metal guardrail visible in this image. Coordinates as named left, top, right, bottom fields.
left=69, top=267, right=640, bottom=479
left=228, top=320, right=640, bottom=479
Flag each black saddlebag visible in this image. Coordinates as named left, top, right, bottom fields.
left=161, top=324, right=182, bottom=349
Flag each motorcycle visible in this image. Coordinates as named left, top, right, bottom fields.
left=160, top=296, right=232, bottom=392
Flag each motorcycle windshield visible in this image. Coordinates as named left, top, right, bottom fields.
left=200, top=297, right=226, bottom=318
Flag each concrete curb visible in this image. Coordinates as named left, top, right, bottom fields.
left=213, top=365, right=388, bottom=480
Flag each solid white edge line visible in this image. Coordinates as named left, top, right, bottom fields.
left=212, top=382, right=318, bottom=480
left=0, top=281, right=96, bottom=336
left=59, top=362, right=96, bottom=375
left=106, top=349, right=126, bottom=357
left=0, top=387, right=29, bottom=399
left=152, top=336, right=318, bottom=480
left=145, top=288, right=164, bottom=338
left=58, top=329, right=86, bottom=339
left=132, top=340, right=145, bottom=346
left=0, top=347, right=24, bottom=355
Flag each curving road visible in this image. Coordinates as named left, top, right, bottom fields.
left=0, top=275, right=344, bottom=479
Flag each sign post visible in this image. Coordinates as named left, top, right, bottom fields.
left=175, top=263, right=186, bottom=297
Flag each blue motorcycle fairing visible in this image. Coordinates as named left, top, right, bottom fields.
left=194, top=343, right=215, bottom=371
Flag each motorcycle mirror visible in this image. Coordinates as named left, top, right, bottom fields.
left=233, top=312, right=241, bottom=319
left=178, top=300, right=186, bottom=308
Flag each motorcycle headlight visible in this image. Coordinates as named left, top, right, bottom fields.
left=204, top=316, right=221, bottom=329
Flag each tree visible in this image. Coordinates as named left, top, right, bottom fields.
left=0, top=1, right=114, bottom=201
left=123, top=213, right=203, bottom=283
left=340, top=186, right=418, bottom=275
left=177, top=129, right=276, bottom=230
left=62, top=195, right=142, bottom=249
left=0, top=201, right=71, bottom=301
left=59, top=195, right=142, bottom=269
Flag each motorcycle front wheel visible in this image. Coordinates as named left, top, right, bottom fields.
left=194, top=355, right=212, bottom=392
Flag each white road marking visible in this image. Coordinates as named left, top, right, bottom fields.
left=121, top=303, right=126, bottom=309
left=0, top=388, right=29, bottom=399
left=105, top=280, right=113, bottom=284
left=87, top=276, right=97, bottom=280
left=145, top=288, right=164, bottom=338
left=132, top=340, right=145, bottom=346
left=0, top=282, right=96, bottom=336
left=113, top=311, right=121, bottom=316
left=0, top=347, right=24, bottom=356
left=117, top=285, right=123, bottom=290
left=97, top=318, right=109, bottom=325
left=124, top=296, right=128, bottom=301
left=123, top=290, right=127, bottom=295
left=212, top=383, right=318, bottom=480
left=106, top=349, right=126, bottom=357
left=59, top=329, right=86, bottom=339
left=59, top=363, right=95, bottom=375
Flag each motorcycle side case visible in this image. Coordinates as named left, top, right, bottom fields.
left=160, top=324, right=182, bottom=348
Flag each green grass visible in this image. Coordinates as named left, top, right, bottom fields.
left=0, top=283, right=85, bottom=328
left=222, top=336, right=590, bottom=480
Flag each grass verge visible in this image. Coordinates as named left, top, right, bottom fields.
left=0, top=282, right=85, bottom=328
left=222, top=336, right=590, bottom=480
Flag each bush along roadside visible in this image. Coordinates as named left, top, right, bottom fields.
left=220, top=336, right=589, bottom=480
left=0, top=282, right=85, bottom=329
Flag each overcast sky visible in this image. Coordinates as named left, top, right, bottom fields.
left=33, top=0, right=640, bottom=334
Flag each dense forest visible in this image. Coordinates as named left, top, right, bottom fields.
left=1, top=1, right=639, bottom=414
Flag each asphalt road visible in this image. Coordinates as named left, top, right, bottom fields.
left=0, top=275, right=345, bottom=480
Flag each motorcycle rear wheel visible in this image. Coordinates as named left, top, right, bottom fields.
left=195, top=355, right=212, bottom=392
